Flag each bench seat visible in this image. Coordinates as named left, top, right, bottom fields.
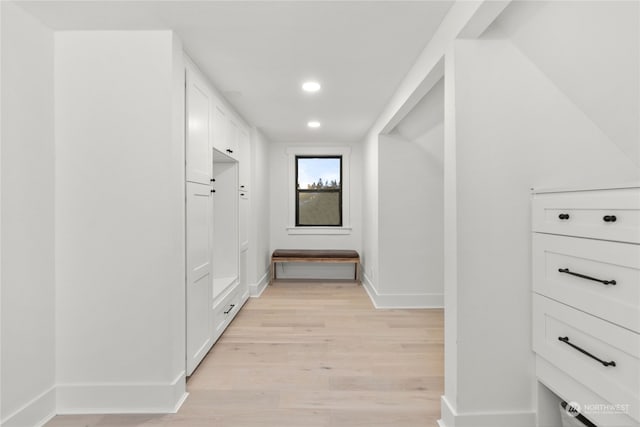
left=270, top=249, right=360, bottom=284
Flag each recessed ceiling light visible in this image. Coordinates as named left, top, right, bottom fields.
left=307, top=121, right=321, bottom=128
left=302, top=81, right=321, bottom=92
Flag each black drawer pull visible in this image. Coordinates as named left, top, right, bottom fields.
left=558, top=268, right=616, bottom=285
left=223, top=304, right=235, bottom=315
left=226, top=149, right=234, bottom=154
left=211, top=189, right=216, bottom=193
left=603, top=215, right=617, bottom=222
left=558, top=336, right=616, bottom=367
left=558, top=213, right=570, bottom=220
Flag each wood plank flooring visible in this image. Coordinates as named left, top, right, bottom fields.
left=45, top=281, right=444, bottom=426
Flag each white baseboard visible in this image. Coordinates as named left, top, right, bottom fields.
left=249, top=270, right=269, bottom=297
left=439, top=395, right=536, bottom=427
left=56, top=371, right=187, bottom=414
left=1, top=385, right=56, bottom=427
left=362, top=273, right=444, bottom=309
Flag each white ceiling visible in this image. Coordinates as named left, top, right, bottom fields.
left=18, top=1, right=454, bottom=143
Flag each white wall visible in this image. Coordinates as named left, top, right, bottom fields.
left=269, top=141, right=362, bottom=280
left=442, top=4, right=640, bottom=422
left=483, top=0, right=639, bottom=167
left=360, top=0, right=507, bottom=303
left=375, top=78, right=444, bottom=307
left=361, top=130, right=379, bottom=289
left=0, top=3, right=56, bottom=425
left=441, top=36, right=639, bottom=426
left=168, top=33, right=187, bottom=395
left=248, top=128, right=271, bottom=293
left=54, top=31, right=186, bottom=413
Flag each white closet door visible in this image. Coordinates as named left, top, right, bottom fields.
left=186, top=181, right=213, bottom=375
left=212, top=104, right=227, bottom=155
left=186, top=68, right=211, bottom=184
left=227, top=118, right=239, bottom=158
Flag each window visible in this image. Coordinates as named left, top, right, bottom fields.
left=286, top=146, right=351, bottom=235
left=295, top=156, right=342, bottom=226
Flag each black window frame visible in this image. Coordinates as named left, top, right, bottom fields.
left=295, top=155, right=343, bottom=227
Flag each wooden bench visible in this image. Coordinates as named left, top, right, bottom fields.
left=270, top=249, right=360, bottom=284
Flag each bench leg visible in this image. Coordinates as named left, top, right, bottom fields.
left=270, top=260, right=275, bottom=285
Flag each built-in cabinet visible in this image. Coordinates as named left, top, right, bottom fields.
left=185, top=58, right=249, bottom=376
left=531, top=186, right=640, bottom=427
left=238, top=128, right=250, bottom=250
left=212, top=103, right=240, bottom=160
left=238, top=128, right=250, bottom=305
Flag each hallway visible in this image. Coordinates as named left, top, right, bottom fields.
left=45, top=281, right=444, bottom=426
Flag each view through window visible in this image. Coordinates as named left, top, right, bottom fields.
left=295, top=156, right=342, bottom=226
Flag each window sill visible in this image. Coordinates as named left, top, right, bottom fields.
left=286, top=226, right=352, bottom=235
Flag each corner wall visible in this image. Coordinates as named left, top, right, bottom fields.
left=362, top=131, right=380, bottom=292
left=376, top=78, right=445, bottom=308
left=360, top=0, right=507, bottom=307
left=1, top=2, right=56, bottom=425
left=248, top=128, right=271, bottom=295
left=54, top=31, right=186, bottom=413
left=441, top=36, right=639, bottom=426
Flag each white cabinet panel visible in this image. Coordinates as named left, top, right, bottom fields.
left=532, top=188, right=640, bottom=244
left=211, top=101, right=239, bottom=160
left=185, top=68, right=211, bottom=185
left=227, top=118, right=239, bottom=159
left=212, top=104, right=228, bottom=157
left=239, top=127, right=250, bottom=192
left=532, top=186, right=640, bottom=427
left=186, top=181, right=213, bottom=375
left=240, top=195, right=249, bottom=249
left=184, top=58, right=243, bottom=377
left=212, top=160, right=239, bottom=300
left=533, top=294, right=640, bottom=422
left=533, top=233, right=640, bottom=333
left=213, top=284, right=241, bottom=337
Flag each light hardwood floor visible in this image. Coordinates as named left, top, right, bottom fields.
left=45, top=281, right=444, bottom=426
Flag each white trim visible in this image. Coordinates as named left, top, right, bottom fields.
left=362, top=273, right=443, bottom=309
left=439, top=395, right=536, bottom=427
left=56, top=372, right=187, bottom=414
left=0, top=386, right=56, bottom=427
left=286, top=146, right=351, bottom=231
left=249, top=270, right=269, bottom=297
left=286, top=226, right=352, bottom=235
left=531, top=183, right=640, bottom=194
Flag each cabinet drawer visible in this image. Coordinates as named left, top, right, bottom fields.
left=213, top=284, right=240, bottom=335
left=533, top=294, right=640, bottom=422
left=533, top=233, right=640, bottom=333
left=532, top=188, right=640, bottom=243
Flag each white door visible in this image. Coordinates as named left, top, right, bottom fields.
left=227, top=118, right=239, bottom=159
left=239, top=129, right=250, bottom=249
left=186, top=68, right=211, bottom=184
left=186, top=181, right=213, bottom=375
left=212, top=103, right=228, bottom=155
